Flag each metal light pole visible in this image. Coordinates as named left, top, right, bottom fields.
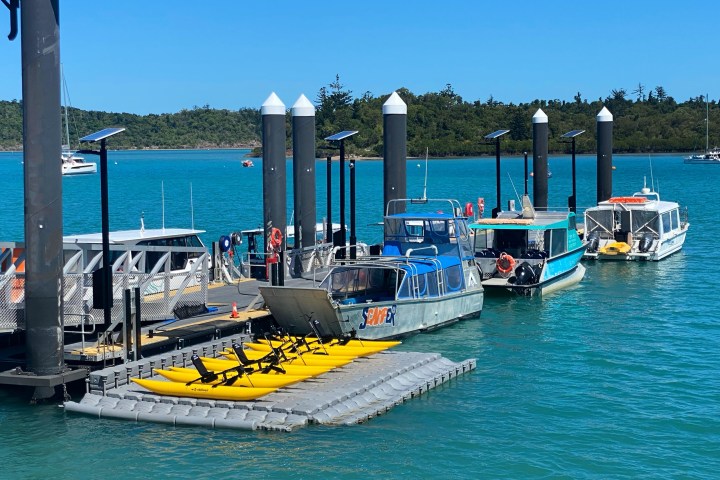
left=483, top=129, right=510, bottom=218
left=78, top=127, right=125, bottom=328
left=325, top=130, right=358, bottom=259
left=561, top=130, right=585, bottom=213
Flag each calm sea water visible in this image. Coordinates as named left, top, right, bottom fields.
left=1, top=150, right=719, bottom=479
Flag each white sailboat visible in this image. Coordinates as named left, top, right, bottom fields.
left=61, top=68, right=96, bottom=175
left=684, top=94, right=720, bottom=164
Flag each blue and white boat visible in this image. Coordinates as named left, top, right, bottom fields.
left=470, top=195, right=586, bottom=296
left=259, top=199, right=484, bottom=340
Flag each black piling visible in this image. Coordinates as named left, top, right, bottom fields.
left=21, top=0, right=64, bottom=383
left=532, top=108, right=549, bottom=210
left=383, top=92, right=407, bottom=213
left=261, top=92, right=286, bottom=284
left=523, top=152, right=529, bottom=195
left=596, top=107, right=614, bottom=203
left=291, top=94, right=316, bottom=250
left=325, top=156, right=332, bottom=243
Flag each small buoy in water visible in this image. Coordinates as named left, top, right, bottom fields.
left=417, top=163, right=421, bottom=168
left=612, top=165, right=616, bottom=170
left=529, top=172, right=534, bottom=177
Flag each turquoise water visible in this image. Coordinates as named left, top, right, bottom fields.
left=1, top=150, right=719, bottom=478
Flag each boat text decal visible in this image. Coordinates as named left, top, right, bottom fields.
left=359, top=305, right=397, bottom=329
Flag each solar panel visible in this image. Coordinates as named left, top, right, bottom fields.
left=561, top=129, right=586, bottom=138
left=484, top=129, right=510, bottom=140
left=325, top=130, right=359, bottom=141
left=80, top=127, right=126, bottom=143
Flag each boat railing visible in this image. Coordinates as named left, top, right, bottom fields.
left=404, top=245, right=438, bottom=257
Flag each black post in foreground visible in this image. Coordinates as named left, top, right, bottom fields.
left=261, top=92, right=287, bottom=284
left=483, top=129, right=510, bottom=218
left=596, top=107, right=614, bottom=203
left=349, top=158, right=356, bottom=259
left=325, top=130, right=358, bottom=259
left=383, top=92, right=407, bottom=214
left=326, top=155, right=332, bottom=243
left=532, top=108, right=549, bottom=211
left=21, top=0, right=63, bottom=382
left=523, top=152, right=529, bottom=195
left=561, top=130, right=586, bottom=213
left=291, top=94, right=316, bottom=250
left=79, top=128, right=126, bottom=328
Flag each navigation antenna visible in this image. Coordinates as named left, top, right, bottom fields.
left=161, top=181, right=165, bottom=230
left=190, top=183, right=194, bottom=230
left=648, top=154, right=656, bottom=192
left=422, top=147, right=429, bottom=200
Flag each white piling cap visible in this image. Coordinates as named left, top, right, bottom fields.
left=532, top=108, right=548, bottom=124
left=597, top=106, right=613, bottom=122
left=261, top=92, right=285, bottom=115
left=383, top=91, right=407, bottom=115
left=292, top=94, right=315, bottom=117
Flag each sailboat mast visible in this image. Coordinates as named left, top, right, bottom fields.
left=61, top=64, right=70, bottom=149
left=706, top=93, right=709, bottom=153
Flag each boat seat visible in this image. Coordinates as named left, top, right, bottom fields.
left=382, top=241, right=401, bottom=256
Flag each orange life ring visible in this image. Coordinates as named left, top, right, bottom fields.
left=464, top=202, right=474, bottom=218
left=496, top=252, right=516, bottom=275
left=270, top=227, right=283, bottom=249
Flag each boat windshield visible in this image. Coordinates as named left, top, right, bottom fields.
left=384, top=216, right=472, bottom=258
left=320, top=266, right=400, bottom=304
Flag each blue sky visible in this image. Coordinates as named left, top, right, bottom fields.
left=0, top=1, right=717, bottom=114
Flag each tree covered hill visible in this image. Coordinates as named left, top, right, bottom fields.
left=0, top=81, right=716, bottom=156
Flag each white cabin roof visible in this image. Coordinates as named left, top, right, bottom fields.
left=64, top=228, right=206, bottom=245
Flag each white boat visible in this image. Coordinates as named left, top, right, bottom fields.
left=61, top=69, right=97, bottom=176
left=470, top=195, right=586, bottom=296
left=63, top=227, right=209, bottom=294
left=583, top=183, right=689, bottom=261
left=259, top=199, right=484, bottom=340
left=684, top=94, right=720, bottom=164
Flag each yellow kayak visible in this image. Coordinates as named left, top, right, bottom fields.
left=222, top=349, right=355, bottom=367
left=131, top=378, right=276, bottom=401
left=260, top=337, right=401, bottom=349
left=154, top=369, right=310, bottom=388
left=598, top=241, right=631, bottom=255
left=194, top=358, right=335, bottom=376
left=243, top=341, right=386, bottom=357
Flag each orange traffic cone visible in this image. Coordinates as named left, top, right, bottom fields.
left=230, top=302, right=239, bottom=318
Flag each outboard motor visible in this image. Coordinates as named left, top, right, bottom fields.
left=639, top=233, right=654, bottom=253
left=514, top=262, right=537, bottom=286
left=586, top=231, right=600, bottom=253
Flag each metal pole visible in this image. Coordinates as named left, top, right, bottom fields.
left=100, top=139, right=112, bottom=328
left=493, top=138, right=501, bottom=218
left=326, top=155, right=332, bottom=243
left=523, top=151, right=529, bottom=195
left=570, top=138, right=577, bottom=213
left=349, top=159, right=356, bottom=259
left=339, top=140, right=346, bottom=259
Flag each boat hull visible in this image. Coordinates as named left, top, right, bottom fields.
left=260, top=285, right=483, bottom=340
left=585, top=227, right=688, bottom=261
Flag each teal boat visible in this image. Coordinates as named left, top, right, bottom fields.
left=469, top=195, right=586, bottom=296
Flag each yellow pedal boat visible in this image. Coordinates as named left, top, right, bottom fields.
left=131, top=378, right=276, bottom=401
left=194, top=358, right=335, bottom=376
left=243, top=341, right=386, bottom=357
left=222, top=349, right=355, bottom=367
left=154, top=369, right=310, bottom=388
left=261, top=337, right=401, bottom=349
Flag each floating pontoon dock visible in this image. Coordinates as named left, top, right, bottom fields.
left=64, top=334, right=475, bottom=431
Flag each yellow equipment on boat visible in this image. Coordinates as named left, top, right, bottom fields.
left=244, top=341, right=387, bottom=357
left=223, top=349, right=355, bottom=367
left=598, top=241, right=631, bottom=255
left=154, top=369, right=310, bottom=388
left=131, top=378, right=276, bottom=401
